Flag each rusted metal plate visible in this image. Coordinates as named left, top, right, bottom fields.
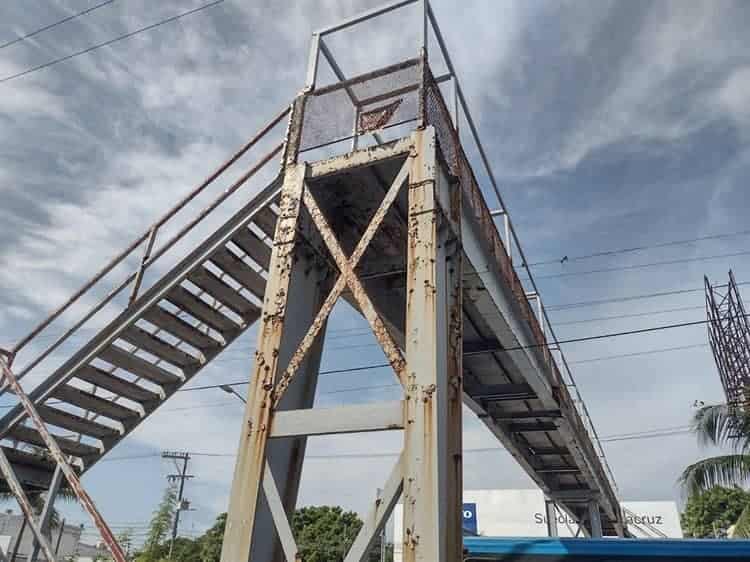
left=358, top=99, right=402, bottom=133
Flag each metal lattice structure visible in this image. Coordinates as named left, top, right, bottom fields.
left=0, top=1, right=626, bottom=560
left=705, top=271, right=750, bottom=409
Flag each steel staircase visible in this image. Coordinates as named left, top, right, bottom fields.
left=0, top=107, right=291, bottom=492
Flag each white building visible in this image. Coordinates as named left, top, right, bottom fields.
left=0, top=510, right=107, bottom=561
left=392, top=489, right=682, bottom=561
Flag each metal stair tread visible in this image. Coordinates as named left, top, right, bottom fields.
left=51, top=385, right=141, bottom=424
left=141, top=305, right=222, bottom=352
left=98, top=345, right=183, bottom=388
left=165, top=285, right=242, bottom=335
left=37, top=404, right=121, bottom=441
left=252, top=207, right=279, bottom=240
left=119, top=325, right=202, bottom=369
left=9, top=424, right=101, bottom=459
left=231, top=227, right=272, bottom=269
left=187, top=266, right=260, bottom=319
left=208, top=248, right=267, bottom=300
left=74, top=364, right=161, bottom=404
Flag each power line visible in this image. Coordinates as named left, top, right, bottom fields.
left=0, top=0, right=118, bottom=50
left=553, top=305, right=704, bottom=326
left=0, top=0, right=224, bottom=84
left=496, top=314, right=750, bottom=353
left=526, top=228, right=750, bottom=267
left=530, top=249, right=750, bottom=281
left=97, top=424, right=694, bottom=464
left=568, top=343, right=707, bottom=365
left=547, top=282, right=750, bottom=311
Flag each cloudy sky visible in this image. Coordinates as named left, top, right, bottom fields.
left=1, top=0, right=749, bottom=545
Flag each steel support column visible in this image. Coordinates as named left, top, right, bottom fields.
left=220, top=161, right=311, bottom=562
left=401, top=127, right=463, bottom=562
left=545, top=499, right=558, bottom=537
left=30, top=465, right=64, bottom=562
left=588, top=500, right=603, bottom=538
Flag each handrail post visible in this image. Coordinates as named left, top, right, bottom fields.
left=306, top=32, right=321, bottom=91
left=421, top=0, right=429, bottom=58
left=129, top=226, right=158, bottom=305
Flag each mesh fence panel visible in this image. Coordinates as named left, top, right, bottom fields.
left=301, top=59, right=421, bottom=152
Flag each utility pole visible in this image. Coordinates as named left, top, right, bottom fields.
left=162, top=451, right=193, bottom=559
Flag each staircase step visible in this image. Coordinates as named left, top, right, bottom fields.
left=165, top=286, right=242, bottom=335
left=51, top=385, right=142, bottom=425
left=99, top=345, right=183, bottom=388
left=209, top=249, right=267, bottom=300
left=232, top=227, right=272, bottom=269
left=37, top=404, right=120, bottom=442
left=142, top=305, right=221, bottom=352
left=74, top=365, right=161, bottom=404
left=187, top=267, right=260, bottom=319
left=10, top=425, right=101, bottom=459
left=252, top=207, right=279, bottom=240
left=120, top=325, right=201, bottom=369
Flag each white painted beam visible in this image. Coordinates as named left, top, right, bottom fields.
left=270, top=401, right=404, bottom=438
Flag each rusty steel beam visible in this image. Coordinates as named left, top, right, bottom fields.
left=344, top=452, right=405, bottom=562
left=0, top=359, right=125, bottom=562
left=220, top=159, right=308, bottom=562
left=272, top=158, right=411, bottom=406
left=401, top=126, right=463, bottom=562
left=298, top=180, right=410, bottom=393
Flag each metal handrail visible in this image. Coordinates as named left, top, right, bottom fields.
left=2, top=105, right=290, bottom=393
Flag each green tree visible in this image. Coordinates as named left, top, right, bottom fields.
left=136, top=483, right=177, bottom=562
left=199, top=512, right=226, bottom=562
left=680, top=404, right=750, bottom=537
left=681, top=486, right=750, bottom=538
left=116, top=528, right=134, bottom=561
left=170, top=536, right=202, bottom=562
left=292, top=505, right=362, bottom=562
left=169, top=506, right=387, bottom=561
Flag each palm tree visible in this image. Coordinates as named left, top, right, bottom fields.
left=680, top=403, right=750, bottom=537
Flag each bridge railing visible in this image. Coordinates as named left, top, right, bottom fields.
left=419, top=17, right=620, bottom=501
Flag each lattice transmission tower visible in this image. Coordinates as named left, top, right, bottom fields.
left=705, top=270, right=750, bottom=409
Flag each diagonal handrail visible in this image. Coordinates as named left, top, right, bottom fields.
left=1, top=105, right=290, bottom=396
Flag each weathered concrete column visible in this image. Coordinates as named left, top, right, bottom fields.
left=401, top=127, right=463, bottom=562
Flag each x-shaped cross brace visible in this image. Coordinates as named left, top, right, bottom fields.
left=272, top=157, right=412, bottom=408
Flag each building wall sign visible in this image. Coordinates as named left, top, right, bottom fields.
left=392, top=489, right=682, bottom=560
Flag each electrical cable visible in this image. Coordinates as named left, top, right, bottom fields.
left=553, top=305, right=704, bottom=326
left=0, top=0, right=118, bottom=50
left=526, top=228, right=750, bottom=267
left=529, top=249, right=750, bottom=281
left=97, top=423, right=695, bottom=464
left=0, top=0, right=224, bottom=84
left=568, top=343, right=707, bottom=365
left=547, top=282, right=750, bottom=311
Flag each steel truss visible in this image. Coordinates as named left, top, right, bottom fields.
left=706, top=271, right=750, bottom=409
